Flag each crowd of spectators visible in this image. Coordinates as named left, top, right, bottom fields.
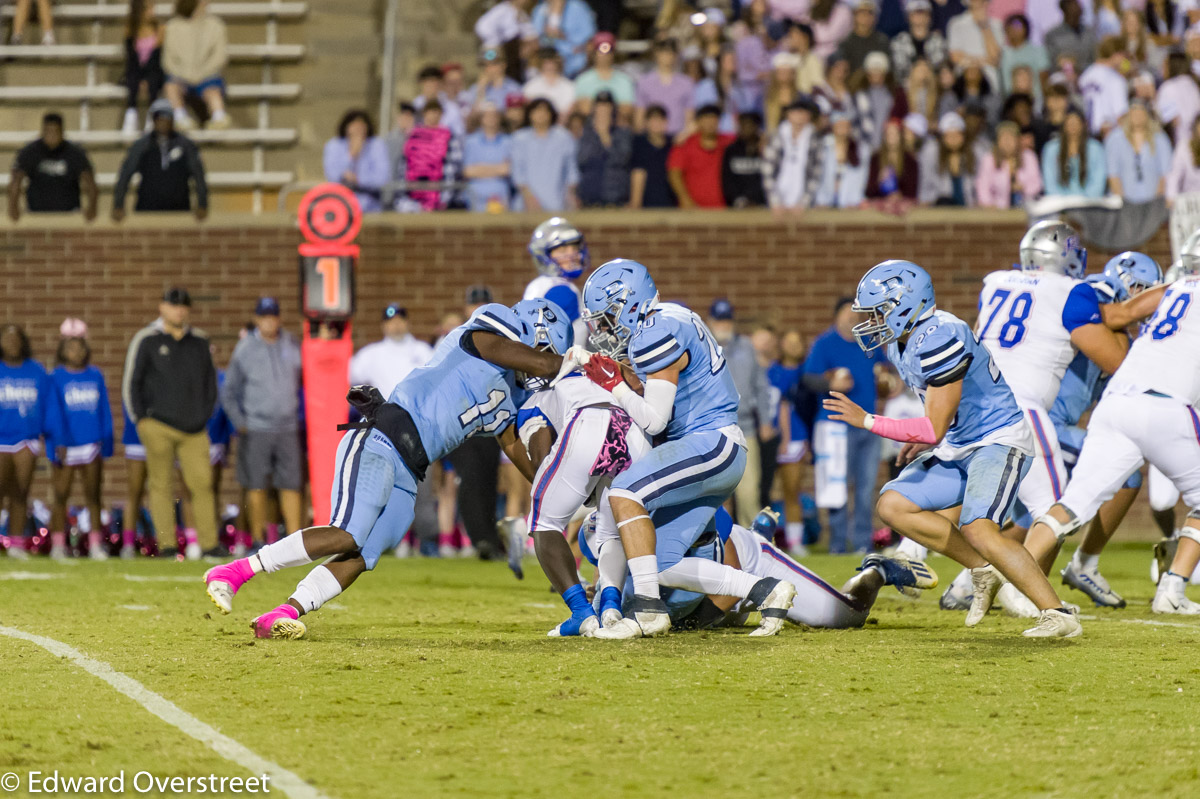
left=319, top=0, right=1200, bottom=214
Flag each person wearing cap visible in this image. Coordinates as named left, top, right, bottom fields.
left=1045, top=0, right=1098, bottom=72
left=667, top=104, right=734, bottom=208
left=917, top=111, right=980, bottom=205
left=462, top=101, right=514, bottom=212
left=511, top=97, right=579, bottom=211
left=762, top=97, right=824, bottom=213
left=221, top=297, right=304, bottom=549
left=889, top=0, right=948, bottom=83
left=111, top=98, right=208, bottom=221
left=162, top=0, right=230, bottom=130
left=999, top=13, right=1049, bottom=105
left=1079, top=36, right=1131, bottom=137
left=1104, top=100, right=1172, bottom=204
left=708, top=299, right=774, bottom=527
left=464, top=48, right=523, bottom=120
left=413, top=65, right=466, bottom=138
left=122, top=287, right=218, bottom=559
left=46, top=319, right=112, bottom=561
left=854, top=51, right=907, bottom=151
left=531, top=0, right=596, bottom=78
left=8, top=111, right=97, bottom=223
left=635, top=39, right=696, bottom=136
left=778, top=21, right=826, bottom=96
left=837, top=0, right=890, bottom=73
left=573, top=32, right=635, bottom=115
left=475, top=0, right=539, bottom=82
left=578, top=91, right=633, bottom=206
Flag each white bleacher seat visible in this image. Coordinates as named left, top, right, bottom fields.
left=0, top=43, right=305, bottom=60
left=0, top=2, right=308, bottom=20
left=0, top=171, right=294, bottom=190
left=0, top=84, right=301, bottom=102
left=0, top=129, right=297, bottom=148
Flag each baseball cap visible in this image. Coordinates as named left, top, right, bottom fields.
left=696, top=7, right=727, bottom=26
left=854, top=0, right=877, bottom=12
left=709, top=298, right=734, bottom=320
left=162, top=286, right=191, bottom=307
left=149, top=98, right=174, bottom=119
left=440, top=62, right=462, bottom=75
left=382, top=303, right=407, bottom=320
left=938, top=111, right=966, bottom=134
left=255, top=297, right=280, bottom=316
left=505, top=93, right=526, bottom=109
left=903, top=112, right=928, bottom=138
left=479, top=46, right=502, bottom=63
left=906, top=0, right=932, bottom=11
left=59, top=318, right=87, bottom=338
left=464, top=285, right=493, bottom=305
left=592, top=31, right=616, bottom=53
left=864, top=51, right=890, bottom=73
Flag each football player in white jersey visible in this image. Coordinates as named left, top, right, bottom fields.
left=1023, top=230, right=1200, bottom=614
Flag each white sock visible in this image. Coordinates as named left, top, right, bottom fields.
left=951, top=567, right=973, bottom=593
left=1073, top=549, right=1100, bottom=572
left=628, top=554, right=659, bottom=598
left=595, top=539, right=627, bottom=595
left=211, top=108, right=228, bottom=121
left=1162, top=572, right=1187, bottom=596
left=895, top=537, right=928, bottom=561
left=785, top=521, right=802, bottom=548
left=255, top=532, right=311, bottom=573
left=659, top=558, right=759, bottom=599
left=289, top=565, right=343, bottom=614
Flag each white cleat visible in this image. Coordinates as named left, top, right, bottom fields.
left=184, top=542, right=202, bottom=561
left=89, top=546, right=109, bottom=562
left=997, top=583, right=1039, bottom=618
left=119, top=545, right=137, bottom=560
left=1022, top=608, right=1083, bottom=638
left=1061, top=560, right=1126, bottom=608
left=600, top=608, right=624, bottom=628
left=965, top=565, right=1003, bottom=627
left=1151, top=590, right=1200, bottom=615
left=49, top=545, right=70, bottom=561
left=205, top=580, right=234, bottom=615
left=438, top=545, right=457, bottom=558
left=748, top=580, right=797, bottom=637
left=592, top=597, right=671, bottom=639
left=547, top=614, right=599, bottom=637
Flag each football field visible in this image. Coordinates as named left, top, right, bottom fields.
left=2, top=541, right=1198, bottom=799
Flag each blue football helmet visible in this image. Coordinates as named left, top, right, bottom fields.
left=851, top=260, right=937, bottom=352
left=529, top=217, right=589, bottom=279
left=1085, top=272, right=1124, bottom=304
left=1019, top=220, right=1087, bottom=278
left=581, top=259, right=659, bottom=358
left=512, top=298, right=574, bottom=389
left=1104, top=251, right=1162, bottom=299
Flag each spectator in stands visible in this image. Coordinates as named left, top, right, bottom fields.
left=574, top=33, right=634, bottom=116
left=577, top=91, right=631, bottom=206
left=532, top=0, right=596, bottom=78
left=948, top=0, right=1003, bottom=88
left=629, top=104, right=676, bottom=207
left=1145, top=0, right=1183, bottom=45
left=854, top=51, right=906, bottom=150
left=667, top=104, right=732, bottom=208
left=635, top=39, right=696, bottom=136
left=1105, top=101, right=1173, bottom=203
left=815, top=111, right=869, bottom=207
left=1042, top=106, right=1108, bottom=197
left=322, top=109, right=389, bottom=213
left=475, top=0, right=539, bottom=83
left=722, top=111, right=767, bottom=207
left=904, top=56, right=939, bottom=123
left=511, top=97, right=578, bottom=210
left=975, top=120, right=1042, bottom=207
left=503, top=93, right=527, bottom=129
left=384, top=101, right=417, bottom=183
left=695, top=7, right=727, bottom=76
left=1157, top=53, right=1200, bottom=143
left=523, top=47, right=577, bottom=116
left=1035, top=83, right=1072, bottom=151
left=1166, top=116, right=1200, bottom=202
left=1046, top=0, right=1097, bottom=71
left=9, top=0, right=54, bottom=45
left=112, top=100, right=207, bottom=220
left=1122, top=9, right=1165, bottom=76
left=414, top=65, right=465, bottom=137
left=781, top=22, right=826, bottom=94
left=462, top=103, right=512, bottom=212
left=839, top=0, right=891, bottom=72
left=8, top=113, right=97, bottom=223
left=221, top=297, right=303, bottom=550
left=695, top=47, right=743, bottom=133
left=816, top=53, right=874, bottom=144
left=764, top=52, right=801, bottom=132
left=123, top=0, right=165, bottom=136
left=890, top=0, right=947, bottom=83
left=399, top=103, right=462, bottom=212
left=440, top=63, right=471, bottom=122
left=735, top=2, right=772, bottom=112
left=1080, top=37, right=1130, bottom=137
left=952, top=64, right=1002, bottom=128
left=999, top=14, right=1049, bottom=105
left=124, top=287, right=217, bottom=559
left=1095, top=0, right=1122, bottom=38
left=902, top=109, right=928, bottom=152
left=918, top=111, right=978, bottom=205
left=866, top=116, right=920, bottom=208
left=464, top=48, right=523, bottom=123
left=763, top=97, right=822, bottom=214
left=162, top=0, right=229, bottom=130
left=809, top=0, right=854, bottom=60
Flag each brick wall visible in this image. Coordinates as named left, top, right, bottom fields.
left=0, top=210, right=1175, bottom=535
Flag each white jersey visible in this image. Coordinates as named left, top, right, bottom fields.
left=1105, top=276, right=1200, bottom=406
left=977, top=270, right=1098, bottom=409
left=524, top=275, right=588, bottom=346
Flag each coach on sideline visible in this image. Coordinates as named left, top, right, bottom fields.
left=123, top=287, right=218, bottom=559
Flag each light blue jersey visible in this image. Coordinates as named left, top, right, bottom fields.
left=886, top=311, right=1024, bottom=451
left=1049, top=351, right=1103, bottom=429
left=627, top=302, right=739, bottom=440
left=388, top=303, right=526, bottom=461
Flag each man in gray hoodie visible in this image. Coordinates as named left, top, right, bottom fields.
left=221, top=297, right=304, bottom=544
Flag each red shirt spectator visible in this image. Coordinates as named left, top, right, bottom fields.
left=667, top=106, right=734, bottom=208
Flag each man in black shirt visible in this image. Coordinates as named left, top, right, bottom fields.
left=722, top=112, right=766, bottom=208
left=112, top=99, right=208, bottom=221
left=629, top=104, right=676, bottom=208
left=7, top=113, right=98, bottom=222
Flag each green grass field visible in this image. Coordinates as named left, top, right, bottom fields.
left=2, top=542, right=1200, bottom=799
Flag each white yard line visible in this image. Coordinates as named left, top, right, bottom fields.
left=122, top=574, right=197, bottom=583
left=1078, top=614, right=1200, bottom=630
left=0, top=624, right=333, bottom=799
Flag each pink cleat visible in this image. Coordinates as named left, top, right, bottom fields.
left=251, top=604, right=306, bottom=639
left=203, top=559, right=256, bottom=614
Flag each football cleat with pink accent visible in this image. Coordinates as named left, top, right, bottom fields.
left=203, top=559, right=256, bottom=614
left=251, top=604, right=306, bottom=639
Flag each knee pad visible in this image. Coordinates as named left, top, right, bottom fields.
left=1034, top=509, right=1083, bottom=542
left=1180, top=520, right=1200, bottom=546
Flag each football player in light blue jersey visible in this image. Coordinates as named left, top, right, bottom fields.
left=577, top=259, right=798, bottom=639
left=823, top=260, right=1082, bottom=638
left=204, top=300, right=578, bottom=640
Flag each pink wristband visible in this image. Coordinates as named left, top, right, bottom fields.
left=866, top=414, right=938, bottom=444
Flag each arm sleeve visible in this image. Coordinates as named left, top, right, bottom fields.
left=201, top=344, right=218, bottom=418
left=220, top=348, right=247, bottom=431
left=916, top=329, right=973, bottom=388
left=466, top=303, right=524, bottom=342
left=612, top=379, right=676, bottom=436
left=357, top=138, right=391, bottom=191
left=1062, top=282, right=1104, bottom=332
left=186, top=139, right=208, bottom=209
left=112, top=138, right=150, bottom=208
left=98, top=371, right=114, bottom=458
left=126, top=336, right=151, bottom=421
left=628, top=326, right=684, bottom=375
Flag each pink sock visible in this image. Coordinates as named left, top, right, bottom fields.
left=216, top=557, right=257, bottom=589
left=122, top=529, right=136, bottom=548
left=183, top=528, right=198, bottom=545
left=271, top=603, right=299, bottom=620
left=438, top=532, right=456, bottom=549
left=87, top=530, right=102, bottom=550
left=51, top=532, right=67, bottom=549
left=265, top=524, right=280, bottom=545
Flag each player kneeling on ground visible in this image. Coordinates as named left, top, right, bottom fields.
left=824, top=260, right=1081, bottom=638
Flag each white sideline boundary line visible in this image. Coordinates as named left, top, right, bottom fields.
left=0, top=624, right=333, bottom=799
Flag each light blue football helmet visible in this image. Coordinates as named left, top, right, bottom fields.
left=1103, top=251, right=1162, bottom=299
left=512, top=297, right=574, bottom=389
left=1019, top=220, right=1087, bottom=278
left=581, top=259, right=659, bottom=358
left=528, top=217, right=589, bottom=279
left=851, top=260, right=937, bottom=352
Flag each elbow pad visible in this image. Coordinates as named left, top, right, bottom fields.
left=612, top=379, right=676, bottom=435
